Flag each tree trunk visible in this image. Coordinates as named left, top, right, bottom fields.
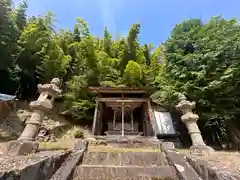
left=226, top=119, right=240, bottom=149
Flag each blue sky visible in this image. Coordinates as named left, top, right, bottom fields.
left=14, top=0, right=240, bottom=46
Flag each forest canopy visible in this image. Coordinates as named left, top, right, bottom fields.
left=1, top=0, right=240, bottom=147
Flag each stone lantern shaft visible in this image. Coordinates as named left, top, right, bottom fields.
left=176, top=98, right=214, bottom=153
left=18, top=78, right=61, bottom=141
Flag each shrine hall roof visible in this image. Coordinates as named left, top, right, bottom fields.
left=89, top=87, right=147, bottom=94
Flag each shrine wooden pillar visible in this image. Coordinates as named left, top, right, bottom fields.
left=98, top=102, right=103, bottom=135
left=147, top=101, right=156, bottom=136
left=92, top=99, right=99, bottom=135
left=121, top=101, right=124, bottom=136
left=131, top=111, right=134, bottom=132
left=113, top=110, right=116, bottom=129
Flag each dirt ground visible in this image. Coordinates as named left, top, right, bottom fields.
left=189, top=151, right=240, bottom=176
left=0, top=143, right=6, bottom=154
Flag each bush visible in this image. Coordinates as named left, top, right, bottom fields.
left=73, top=129, right=84, bottom=138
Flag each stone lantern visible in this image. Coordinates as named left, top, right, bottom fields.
left=176, top=97, right=214, bottom=153
left=18, top=78, right=61, bottom=141
left=5, top=78, right=62, bottom=156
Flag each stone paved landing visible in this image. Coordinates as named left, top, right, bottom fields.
left=92, top=136, right=160, bottom=148
left=83, top=152, right=168, bottom=166
left=73, top=147, right=178, bottom=180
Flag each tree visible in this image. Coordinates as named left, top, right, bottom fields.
left=119, top=22, right=141, bottom=74
left=13, top=0, right=27, bottom=31
left=161, top=16, right=240, bottom=146
left=0, top=0, right=23, bottom=94
left=75, top=18, right=90, bottom=39
left=73, top=25, right=81, bottom=42
left=103, top=27, right=113, bottom=57
left=123, top=61, right=142, bottom=87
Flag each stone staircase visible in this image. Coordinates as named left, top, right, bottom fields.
left=72, top=148, right=178, bottom=180
left=50, top=139, right=206, bottom=180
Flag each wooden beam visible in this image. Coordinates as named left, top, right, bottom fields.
left=89, top=87, right=147, bottom=94
left=98, top=98, right=149, bottom=102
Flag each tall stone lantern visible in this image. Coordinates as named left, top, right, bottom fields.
left=18, top=78, right=61, bottom=141
left=5, top=78, right=61, bottom=156
left=176, top=97, right=214, bottom=154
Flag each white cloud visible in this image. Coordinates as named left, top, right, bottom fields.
left=99, top=0, right=126, bottom=38
left=100, top=0, right=116, bottom=34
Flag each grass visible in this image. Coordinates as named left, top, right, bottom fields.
left=38, top=125, right=85, bottom=150
left=177, top=148, right=189, bottom=154
left=38, top=140, right=191, bottom=152
left=38, top=142, right=163, bottom=152
left=39, top=139, right=75, bottom=150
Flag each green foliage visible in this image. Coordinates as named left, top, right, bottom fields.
left=2, top=1, right=240, bottom=146
left=119, top=22, right=141, bottom=74
left=73, top=129, right=84, bottom=138
left=123, top=61, right=142, bottom=87
left=159, top=16, right=240, bottom=144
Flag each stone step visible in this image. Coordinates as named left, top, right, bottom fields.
left=88, top=145, right=161, bottom=152
left=92, top=136, right=160, bottom=148
left=82, top=152, right=168, bottom=166
left=73, top=165, right=178, bottom=180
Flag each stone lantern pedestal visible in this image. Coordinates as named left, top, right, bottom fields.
left=5, top=78, right=61, bottom=156
left=176, top=98, right=214, bottom=154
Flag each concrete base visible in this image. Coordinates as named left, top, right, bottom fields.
left=160, top=142, right=176, bottom=151
left=190, top=145, right=214, bottom=154
left=93, top=136, right=160, bottom=148
left=5, top=140, right=39, bottom=156
left=74, top=139, right=89, bottom=151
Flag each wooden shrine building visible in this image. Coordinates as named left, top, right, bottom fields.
left=90, top=87, right=156, bottom=137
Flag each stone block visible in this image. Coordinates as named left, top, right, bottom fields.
left=105, top=137, right=160, bottom=148
left=50, top=150, right=84, bottom=180
left=165, top=150, right=201, bottom=179
left=5, top=140, right=39, bottom=156
left=74, top=165, right=178, bottom=179
left=0, top=151, right=70, bottom=180
left=74, top=139, right=88, bottom=150
left=160, top=142, right=175, bottom=151
left=30, top=100, right=53, bottom=111
left=190, top=145, right=214, bottom=155
left=82, top=152, right=168, bottom=166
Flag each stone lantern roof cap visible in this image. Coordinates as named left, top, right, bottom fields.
left=37, top=84, right=61, bottom=95
left=176, top=100, right=196, bottom=111
left=37, top=78, right=62, bottom=96
left=181, top=112, right=199, bottom=122
left=50, top=78, right=61, bottom=86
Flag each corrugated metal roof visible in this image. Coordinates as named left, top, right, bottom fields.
left=0, top=93, right=16, bottom=101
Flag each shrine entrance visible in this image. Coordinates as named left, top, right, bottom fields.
left=90, top=87, right=155, bottom=137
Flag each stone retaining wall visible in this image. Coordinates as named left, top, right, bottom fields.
left=0, top=150, right=70, bottom=180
